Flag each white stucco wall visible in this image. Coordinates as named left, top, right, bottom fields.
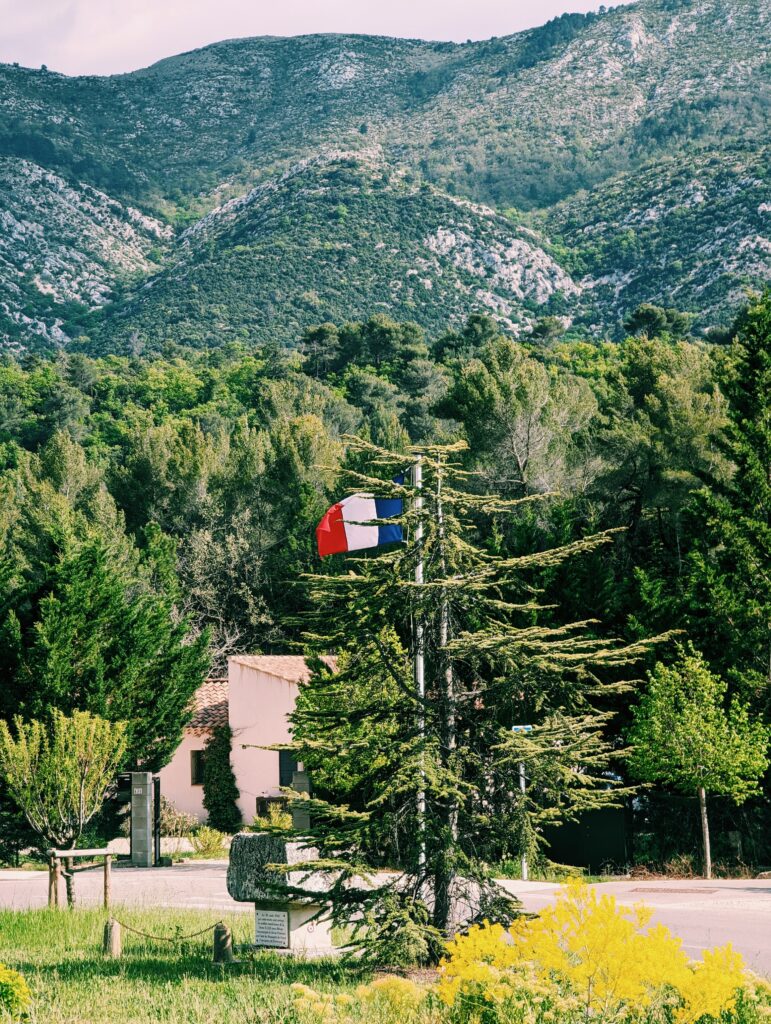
left=158, top=732, right=208, bottom=821
left=229, top=659, right=298, bottom=824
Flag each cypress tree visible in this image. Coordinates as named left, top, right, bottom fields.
left=202, top=724, right=242, bottom=832
left=0, top=467, right=211, bottom=770
left=681, top=291, right=771, bottom=709
left=22, top=537, right=210, bottom=770
left=289, top=438, right=662, bottom=963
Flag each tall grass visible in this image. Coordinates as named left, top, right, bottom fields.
left=0, top=907, right=362, bottom=1024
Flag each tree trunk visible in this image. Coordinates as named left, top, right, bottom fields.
left=64, top=848, right=76, bottom=908
left=434, top=593, right=458, bottom=936
left=698, top=786, right=712, bottom=880
left=434, top=459, right=458, bottom=937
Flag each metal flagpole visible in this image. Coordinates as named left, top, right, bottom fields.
left=414, top=455, right=426, bottom=873
left=518, top=761, right=528, bottom=881
left=512, top=724, right=533, bottom=881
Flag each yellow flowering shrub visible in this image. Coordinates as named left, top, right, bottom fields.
left=438, top=881, right=749, bottom=1024
left=674, top=945, right=747, bottom=1024
left=291, top=982, right=337, bottom=1021
left=291, top=976, right=428, bottom=1023
left=358, top=976, right=428, bottom=1012
left=0, top=962, right=31, bottom=1021
left=736, top=975, right=771, bottom=1024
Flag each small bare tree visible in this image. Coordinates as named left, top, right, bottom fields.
left=0, top=710, right=128, bottom=906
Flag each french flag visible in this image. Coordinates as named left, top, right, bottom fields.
left=316, top=477, right=404, bottom=558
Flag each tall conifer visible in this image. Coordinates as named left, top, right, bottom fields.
left=0, top=465, right=210, bottom=770
left=682, top=292, right=771, bottom=708
left=290, top=439, right=661, bottom=962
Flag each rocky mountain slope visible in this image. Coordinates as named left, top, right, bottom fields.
left=0, top=157, right=170, bottom=350
left=88, top=151, right=581, bottom=352
left=546, top=145, right=771, bottom=327
left=0, top=0, right=769, bottom=351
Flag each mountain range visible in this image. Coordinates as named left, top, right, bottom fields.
left=0, top=0, right=769, bottom=353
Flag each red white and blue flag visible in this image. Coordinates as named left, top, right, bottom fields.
left=316, top=477, right=404, bottom=558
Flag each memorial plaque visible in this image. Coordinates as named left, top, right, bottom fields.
left=255, top=908, right=289, bottom=948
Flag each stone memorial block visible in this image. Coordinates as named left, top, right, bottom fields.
left=227, top=832, right=335, bottom=956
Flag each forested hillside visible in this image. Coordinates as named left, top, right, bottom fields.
left=0, top=0, right=769, bottom=349
left=0, top=0, right=769, bottom=870
left=1, top=293, right=769, bottom=863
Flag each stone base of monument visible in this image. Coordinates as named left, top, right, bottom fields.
left=228, top=832, right=338, bottom=957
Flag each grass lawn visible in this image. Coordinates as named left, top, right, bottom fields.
left=0, top=907, right=369, bottom=1024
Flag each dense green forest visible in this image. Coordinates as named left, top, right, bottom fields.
left=0, top=292, right=768, bottom=868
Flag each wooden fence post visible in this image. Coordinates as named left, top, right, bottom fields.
left=103, top=855, right=112, bottom=909
left=103, top=918, right=122, bottom=958
left=212, top=922, right=235, bottom=964
left=51, top=856, right=61, bottom=909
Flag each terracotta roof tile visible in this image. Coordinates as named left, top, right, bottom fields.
left=187, top=678, right=228, bottom=734
left=228, top=654, right=336, bottom=683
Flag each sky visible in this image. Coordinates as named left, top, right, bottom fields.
left=0, top=0, right=630, bottom=77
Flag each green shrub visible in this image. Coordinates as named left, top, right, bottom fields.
left=160, top=797, right=198, bottom=838
left=0, top=962, right=31, bottom=1021
left=252, top=802, right=292, bottom=831
left=189, top=826, right=226, bottom=857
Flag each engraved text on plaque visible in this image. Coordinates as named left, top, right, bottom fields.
left=255, top=909, right=289, bottom=948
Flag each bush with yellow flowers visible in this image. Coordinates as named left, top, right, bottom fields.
left=0, top=962, right=31, bottom=1021
left=437, top=880, right=757, bottom=1024
left=291, top=976, right=429, bottom=1023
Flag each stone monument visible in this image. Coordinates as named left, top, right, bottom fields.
left=227, top=768, right=335, bottom=956
left=226, top=831, right=334, bottom=955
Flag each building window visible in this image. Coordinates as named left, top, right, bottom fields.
left=190, top=750, right=205, bottom=786
left=279, top=749, right=297, bottom=788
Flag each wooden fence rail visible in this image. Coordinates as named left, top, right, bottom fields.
left=48, top=848, right=113, bottom=909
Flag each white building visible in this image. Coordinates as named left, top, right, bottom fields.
left=159, top=655, right=330, bottom=825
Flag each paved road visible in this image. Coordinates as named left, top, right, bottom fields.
left=0, top=861, right=243, bottom=914
left=1, top=863, right=769, bottom=974
left=499, top=878, right=771, bottom=975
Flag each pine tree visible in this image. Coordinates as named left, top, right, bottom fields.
left=289, top=439, right=661, bottom=963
